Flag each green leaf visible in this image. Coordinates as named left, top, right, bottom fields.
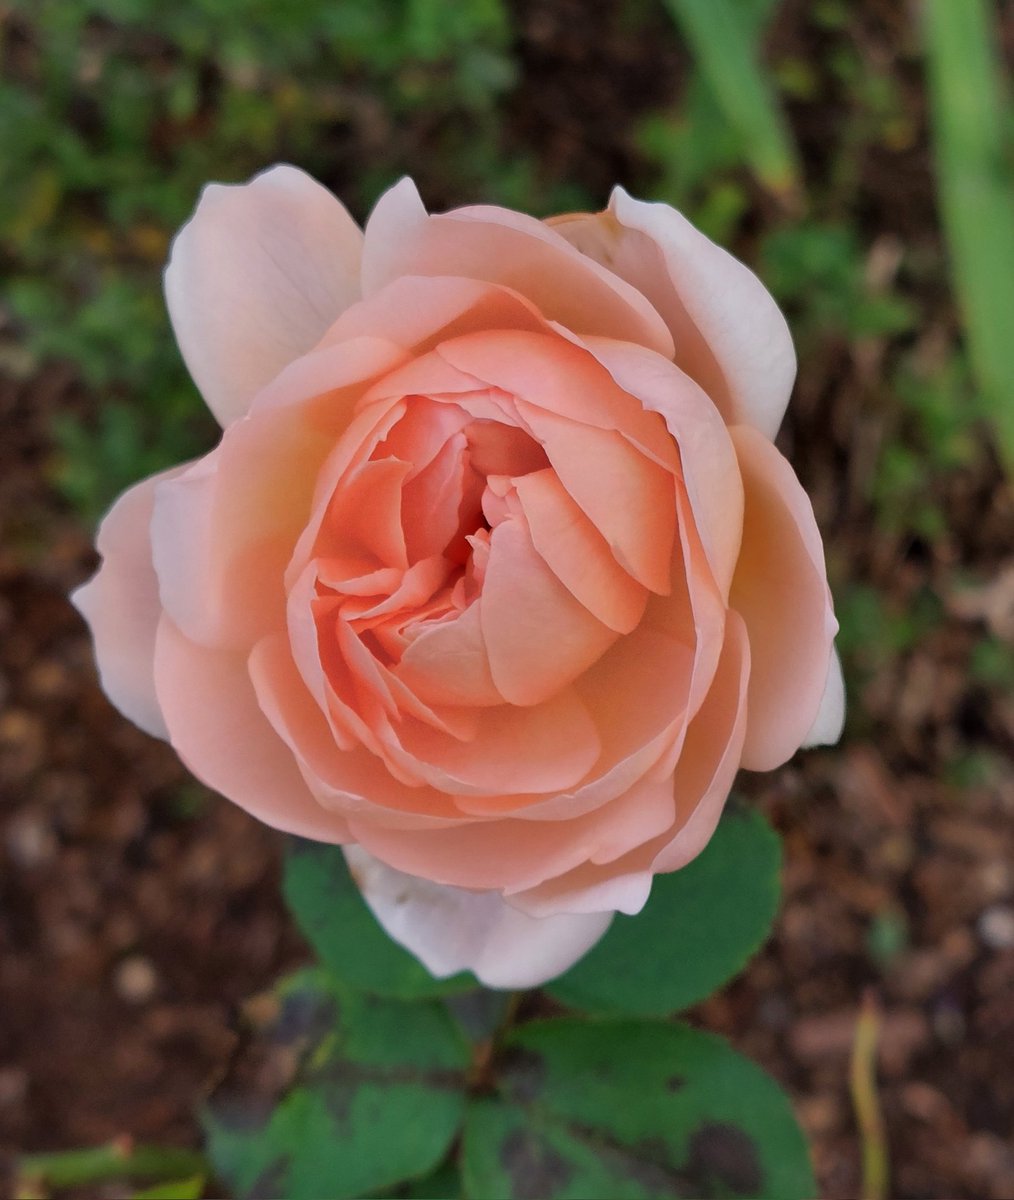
left=203, top=968, right=470, bottom=1200
left=463, top=1019, right=813, bottom=1200
left=547, top=806, right=780, bottom=1017
left=660, top=0, right=800, bottom=197
left=283, top=839, right=474, bottom=998
left=924, top=0, right=1014, bottom=476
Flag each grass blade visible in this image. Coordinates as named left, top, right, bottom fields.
left=924, top=0, right=1014, bottom=475
left=660, top=0, right=801, bottom=199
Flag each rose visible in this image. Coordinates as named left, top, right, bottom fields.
left=74, top=166, right=843, bottom=988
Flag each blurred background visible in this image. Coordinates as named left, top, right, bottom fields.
left=0, top=1, right=1012, bottom=1197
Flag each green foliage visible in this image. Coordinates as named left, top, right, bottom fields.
left=924, top=0, right=1014, bottom=476
left=835, top=583, right=944, bottom=680
left=203, top=968, right=471, bottom=1200
left=871, top=353, right=981, bottom=541
left=202, top=968, right=815, bottom=1200
left=547, top=806, right=781, bottom=1017
left=659, top=0, right=799, bottom=198
left=0, top=0, right=521, bottom=521
left=283, top=840, right=475, bottom=999
left=760, top=222, right=917, bottom=344
left=463, top=1019, right=815, bottom=1200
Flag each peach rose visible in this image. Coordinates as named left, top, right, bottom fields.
left=74, top=167, right=843, bottom=988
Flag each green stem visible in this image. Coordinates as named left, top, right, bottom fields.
left=17, top=1138, right=208, bottom=1191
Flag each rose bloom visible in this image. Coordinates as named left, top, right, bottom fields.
left=74, top=167, right=843, bottom=988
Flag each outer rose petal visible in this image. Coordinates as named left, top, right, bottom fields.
left=361, top=178, right=675, bottom=358
left=729, top=425, right=839, bottom=770
left=154, top=616, right=351, bottom=842
left=165, top=165, right=363, bottom=428
left=551, top=189, right=796, bottom=439
left=344, top=845, right=612, bottom=988
left=72, top=467, right=184, bottom=739
left=801, top=647, right=846, bottom=748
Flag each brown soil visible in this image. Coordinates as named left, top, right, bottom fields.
left=2, top=4, right=1013, bottom=1199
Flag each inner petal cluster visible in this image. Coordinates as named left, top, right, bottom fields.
left=285, top=331, right=681, bottom=797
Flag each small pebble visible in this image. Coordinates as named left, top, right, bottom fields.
left=978, top=905, right=1014, bottom=950
left=5, top=814, right=57, bottom=867
left=0, top=1067, right=28, bottom=1107
left=114, top=956, right=158, bottom=1004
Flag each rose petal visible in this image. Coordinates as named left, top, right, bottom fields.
left=552, top=191, right=796, bottom=439
left=513, top=469, right=648, bottom=633
left=480, top=516, right=618, bottom=705
left=801, top=646, right=845, bottom=748
left=344, top=845, right=612, bottom=988
left=166, top=164, right=363, bottom=427
left=72, top=467, right=183, bottom=739
left=153, top=616, right=351, bottom=841
left=361, top=178, right=675, bottom=358
left=729, top=425, right=839, bottom=770
left=515, top=401, right=676, bottom=595
left=513, top=608, right=750, bottom=917
left=579, top=335, right=744, bottom=599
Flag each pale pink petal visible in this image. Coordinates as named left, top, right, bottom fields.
left=801, top=646, right=845, bottom=748
left=72, top=468, right=183, bottom=739
left=153, top=616, right=351, bottom=841
left=166, top=164, right=363, bottom=428
left=729, top=426, right=838, bottom=770
left=552, top=191, right=796, bottom=439
left=361, top=178, right=674, bottom=357
left=344, top=846, right=612, bottom=988
left=480, top=517, right=618, bottom=705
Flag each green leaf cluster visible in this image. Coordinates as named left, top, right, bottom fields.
left=202, top=807, right=814, bottom=1199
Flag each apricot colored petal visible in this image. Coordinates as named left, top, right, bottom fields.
left=361, top=178, right=674, bottom=357
left=249, top=632, right=470, bottom=829
left=516, top=402, right=675, bottom=595
left=553, top=192, right=795, bottom=439
left=71, top=467, right=183, bottom=739
left=653, top=610, right=751, bottom=872
left=153, top=616, right=350, bottom=842
left=321, top=274, right=551, bottom=352
left=457, top=627, right=694, bottom=821
left=580, top=335, right=744, bottom=599
left=344, top=846, right=612, bottom=988
left=165, top=164, right=363, bottom=427
left=398, top=601, right=504, bottom=708
left=513, top=469, right=648, bottom=634
left=480, top=517, right=618, bottom=706
left=801, top=646, right=845, bottom=748
left=350, top=747, right=673, bottom=895
left=436, top=330, right=678, bottom=467
left=729, top=425, right=838, bottom=770
left=151, top=409, right=330, bottom=651
left=400, top=685, right=600, bottom=797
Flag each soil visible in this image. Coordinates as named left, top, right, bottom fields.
left=2, top=3, right=1013, bottom=1199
